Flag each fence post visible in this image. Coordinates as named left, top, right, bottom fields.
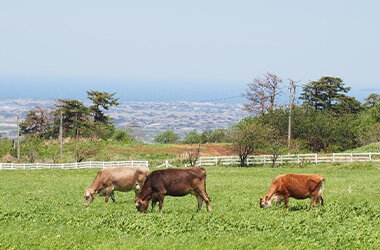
left=199, top=158, right=202, bottom=166
left=246, top=156, right=250, bottom=166
left=103, top=162, right=105, bottom=168
left=36, top=163, right=39, bottom=170
left=297, top=154, right=300, bottom=164
left=333, top=153, right=335, bottom=163
left=215, top=157, right=218, bottom=166
left=280, top=155, right=283, bottom=164
left=369, top=153, right=372, bottom=161
left=315, top=154, right=317, bottom=164
left=350, top=152, right=353, bottom=162
left=0, top=163, right=2, bottom=170
left=75, top=162, right=78, bottom=169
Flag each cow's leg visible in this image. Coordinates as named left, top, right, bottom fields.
left=110, top=192, right=115, bottom=202
left=310, top=197, right=317, bottom=209
left=104, top=186, right=114, bottom=203
left=158, top=194, right=165, bottom=213
left=310, top=188, right=321, bottom=209
left=197, top=191, right=211, bottom=212
left=151, top=200, right=157, bottom=212
left=196, top=195, right=203, bottom=212
left=104, top=190, right=109, bottom=203
left=194, top=179, right=211, bottom=212
left=310, top=193, right=319, bottom=209
left=319, top=196, right=324, bottom=206
left=150, top=193, right=159, bottom=212
left=284, top=196, right=289, bottom=210
left=152, top=184, right=167, bottom=213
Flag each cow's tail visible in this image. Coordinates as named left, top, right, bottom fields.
left=317, top=176, right=325, bottom=198
left=320, top=176, right=326, bottom=190
left=201, top=167, right=211, bottom=201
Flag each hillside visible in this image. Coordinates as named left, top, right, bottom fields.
left=345, top=142, right=380, bottom=153
left=0, top=139, right=234, bottom=165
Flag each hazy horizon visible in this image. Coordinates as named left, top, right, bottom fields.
left=0, top=76, right=376, bottom=103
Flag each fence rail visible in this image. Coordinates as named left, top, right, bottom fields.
left=198, top=152, right=380, bottom=166
left=0, top=160, right=149, bottom=170
left=1, top=152, right=379, bottom=170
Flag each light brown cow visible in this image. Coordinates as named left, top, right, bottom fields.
left=260, top=174, right=325, bottom=209
left=84, top=166, right=149, bottom=205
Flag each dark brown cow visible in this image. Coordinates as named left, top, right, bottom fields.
left=134, top=167, right=211, bottom=213
left=259, top=174, right=325, bottom=209
left=84, top=166, right=149, bottom=205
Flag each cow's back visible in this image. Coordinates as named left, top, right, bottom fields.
left=100, top=167, right=147, bottom=191
left=135, top=166, right=149, bottom=179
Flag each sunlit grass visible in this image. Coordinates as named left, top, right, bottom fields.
left=0, top=163, right=379, bottom=249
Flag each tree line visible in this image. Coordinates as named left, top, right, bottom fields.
left=155, top=74, right=379, bottom=166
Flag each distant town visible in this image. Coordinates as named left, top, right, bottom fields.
left=0, top=99, right=248, bottom=142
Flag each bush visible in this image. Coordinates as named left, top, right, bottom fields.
left=154, top=130, right=180, bottom=144
left=112, top=130, right=134, bottom=142
left=201, top=129, right=229, bottom=143
left=182, top=130, right=202, bottom=144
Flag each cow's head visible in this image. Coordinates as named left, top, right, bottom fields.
left=84, top=188, right=96, bottom=205
left=134, top=197, right=149, bottom=213
left=259, top=196, right=271, bottom=208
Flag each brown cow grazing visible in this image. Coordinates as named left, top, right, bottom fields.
left=260, top=174, right=325, bottom=209
left=134, top=167, right=211, bottom=213
left=84, top=166, right=149, bottom=205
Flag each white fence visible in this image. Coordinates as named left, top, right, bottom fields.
left=0, top=160, right=149, bottom=170
left=1, top=152, right=379, bottom=170
left=198, top=152, right=380, bottom=166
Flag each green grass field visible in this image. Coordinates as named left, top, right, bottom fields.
left=1, top=163, right=379, bottom=249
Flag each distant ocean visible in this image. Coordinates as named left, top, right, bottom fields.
left=0, top=77, right=247, bottom=103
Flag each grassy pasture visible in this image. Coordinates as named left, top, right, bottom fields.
left=0, top=163, right=379, bottom=249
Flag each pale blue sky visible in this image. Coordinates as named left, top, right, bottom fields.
left=0, top=1, right=379, bottom=101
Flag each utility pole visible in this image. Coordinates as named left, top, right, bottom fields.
left=17, top=115, right=20, bottom=162
left=59, top=111, right=63, bottom=161
left=287, top=79, right=297, bottom=152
